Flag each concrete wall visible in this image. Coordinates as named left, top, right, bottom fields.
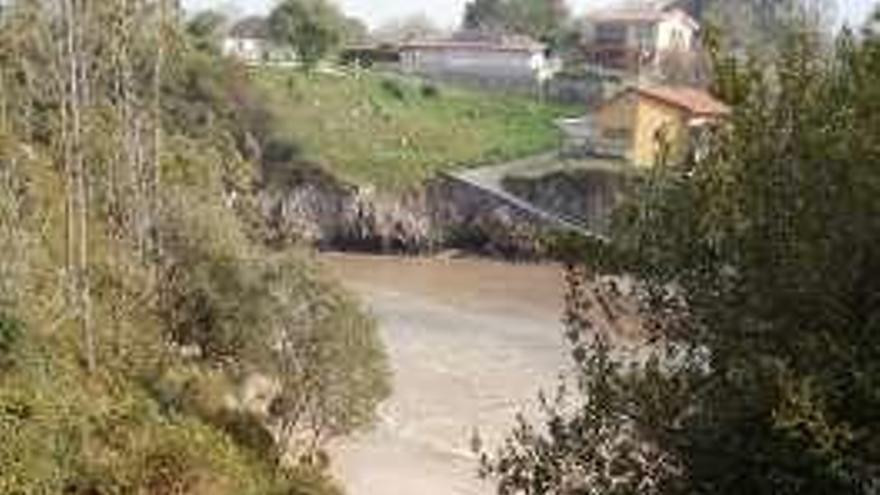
left=632, top=96, right=688, bottom=167
left=503, top=168, right=626, bottom=236
left=400, top=47, right=548, bottom=89
left=594, top=91, right=638, bottom=159
left=545, top=75, right=606, bottom=105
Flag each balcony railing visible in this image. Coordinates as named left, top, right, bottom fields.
left=582, top=43, right=657, bottom=72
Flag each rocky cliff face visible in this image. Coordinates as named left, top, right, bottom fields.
left=259, top=169, right=557, bottom=258
left=261, top=179, right=435, bottom=252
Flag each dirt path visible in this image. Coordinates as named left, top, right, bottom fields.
left=321, top=254, right=571, bottom=495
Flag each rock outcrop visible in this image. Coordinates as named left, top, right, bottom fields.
left=259, top=167, right=558, bottom=258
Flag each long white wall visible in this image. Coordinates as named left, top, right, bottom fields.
left=401, top=48, right=547, bottom=83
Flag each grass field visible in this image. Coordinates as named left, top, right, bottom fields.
left=256, top=69, right=575, bottom=191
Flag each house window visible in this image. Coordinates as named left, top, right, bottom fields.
left=635, top=25, right=657, bottom=51
left=596, top=23, right=627, bottom=45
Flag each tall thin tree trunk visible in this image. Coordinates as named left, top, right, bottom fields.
left=66, top=0, right=95, bottom=373
left=59, top=0, right=75, bottom=304
left=0, top=68, right=6, bottom=132
left=151, top=0, right=166, bottom=269
left=79, top=0, right=95, bottom=374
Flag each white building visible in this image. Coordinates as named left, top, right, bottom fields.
left=582, top=7, right=699, bottom=74
left=398, top=36, right=558, bottom=91
left=222, top=17, right=296, bottom=65
left=222, top=17, right=270, bottom=63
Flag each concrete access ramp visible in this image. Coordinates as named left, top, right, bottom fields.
left=441, top=153, right=629, bottom=242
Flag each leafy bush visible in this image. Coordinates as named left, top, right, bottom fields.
left=380, top=78, right=407, bottom=100
left=0, top=314, right=21, bottom=369
left=420, top=83, right=440, bottom=98
left=480, top=267, right=686, bottom=494
left=157, top=190, right=390, bottom=455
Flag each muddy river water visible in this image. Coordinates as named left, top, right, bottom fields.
left=321, top=253, right=572, bottom=495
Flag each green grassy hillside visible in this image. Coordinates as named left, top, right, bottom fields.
left=257, top=70, right=573, bottom=191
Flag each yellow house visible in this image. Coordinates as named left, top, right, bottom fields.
left=593, top=85, right=729, bottom=167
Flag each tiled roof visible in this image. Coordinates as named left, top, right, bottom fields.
left=636, top=85, right=730, bottom=117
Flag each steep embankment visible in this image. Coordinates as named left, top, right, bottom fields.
left=0, top=14, right=390, bottom=494
left=254, top=70, right=576, bottom=254
left=256, top=70, right=568, bottom=191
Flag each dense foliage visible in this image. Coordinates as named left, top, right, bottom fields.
left=483, top=22, right=880, bottom=495
left=268, top=0, right=350, bottom=69
left=463, top=0, right=569, bottom=43
left=0, top=1, right=389, bottom=492
left=701, top=0, right=835, bottom=55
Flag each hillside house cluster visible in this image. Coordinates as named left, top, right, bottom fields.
left=218, top=1, right=723, bottom=169
left=562, top=1, right=726, bottom=168
left=222, top=19, right=555, bottom=90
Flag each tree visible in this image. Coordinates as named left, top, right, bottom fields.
left=507, top=0, right=568, bottom=42
left=186, top=9, right=228, bottom=53
left=341, top=15, right=369, bottom=45
left=268, top=0, right=347, bottom=70
left=462, top=0, right=569, bottom=43
left=484, top=26, right=880, bottom=495
left=464, top=0, right=506, bottom=33
left=480, top=264, right=688, bottom=495
left=374, top=14, right=443, bottom=43
left=702, top=0, right=836, bottom=55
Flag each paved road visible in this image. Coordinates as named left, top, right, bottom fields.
left=322, top=254, right=571, bottom=495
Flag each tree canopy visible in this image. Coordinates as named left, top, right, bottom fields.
left=701, top=0, right=836, bottom=55
left=483, top=20, right=880, bottom=495
left=268, top=0, right=349, bottom=69
left=186, top=9, right=228, bottom=53
left=374, top=14, right=444, bottom=43
left=462, top=0, right=569, bottom=43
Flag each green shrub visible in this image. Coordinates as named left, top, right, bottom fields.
left=215, top=410, right=279, bottom=462
left=0, top=314, right=22, bottom=369
left=420, top=83, right=440, bottom=98
left=379, top=78, right=406, bottom=100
